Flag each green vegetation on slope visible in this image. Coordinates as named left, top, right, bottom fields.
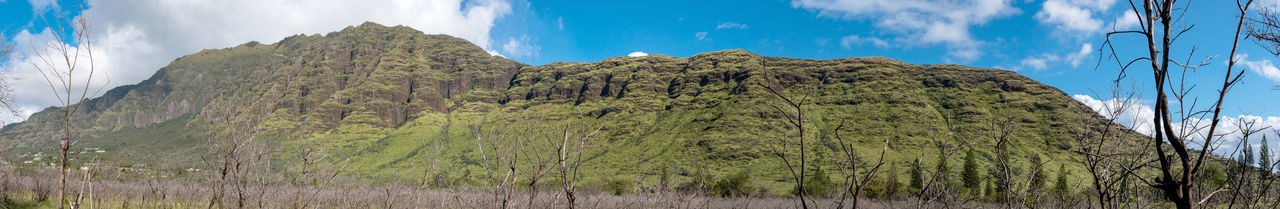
left=0, top=22, right=1138, bottom=195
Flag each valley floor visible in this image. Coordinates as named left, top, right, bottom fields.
left=0, top=173, right=1149, bottom=209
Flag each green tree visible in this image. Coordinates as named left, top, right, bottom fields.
left=982, top=180, right=992, bottom=201
left=1239, top=140, right=1256, bottom=167
left=1200, top=163, right=1229, bottom=188
left=883, top=162, right=902, bottom=198
left=962, top=149, right=982, bottom=194
left=1030, top=156, right=1047, bottom=192
left=985, top=178, right=1000, bottom=201
left=910, top=158, right=924, bottom=192
left=659, top=164, right=671, bottom=190
left=1054, top=164, right=1069, bottom=194
left=936, top=150, right=952, bottom=189
left=937, top=153, right=951, bottom=176
left=792, top=165, right=831, bottom=198
left=1261, top=136, right=1273, bottom=175
left=1232, top=141, right=1256, bottom=181
left=713, top=170, right=752, bottom=197
left=604, top=177, right=634, bottom=195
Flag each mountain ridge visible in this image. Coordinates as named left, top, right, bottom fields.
left=0, top=22, right=1134, bottom=193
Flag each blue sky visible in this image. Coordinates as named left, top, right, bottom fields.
left=3, top=0, right=1280, bottom=152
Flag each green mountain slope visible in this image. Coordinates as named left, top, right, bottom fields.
left=0, top=22, right=1134, bottom=193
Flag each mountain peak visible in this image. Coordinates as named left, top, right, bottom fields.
left=356, top=21, right=388, bottom=29
left=335, top=21, right=406, bottom=36
left=688, top=49, right=758, bottom=58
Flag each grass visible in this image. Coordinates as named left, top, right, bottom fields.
left=0, top=174, right=1052, bottom=209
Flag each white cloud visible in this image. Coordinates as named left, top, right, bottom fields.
left=1238, top=53, right=1280, bottom=84
left=839, top=35, right=889, bottom=48
left=1260, top=1, right=1280, bottom=11
left=1113, top=9, right=1140, bottom=29
left=1020, top=57, right=1050, bottom=71
left=627, top=51, right=649, bottom=57
left=948, top=48, right=983, bottom=62
left=1066, top=43, right=1094, bottom=66
left=1074, top=94, right=1280, bottom=159
left=2, top=0, right=513, bottom=124
left=1035, top=0, right=1115, bottom=34
left=1180, top=115, right=1280, bottom=157
left=814, top=37, right=829, bottom=47
left=715, top=22, right=748, bottom=30
left=1010, top=43, right=1093, bottom=71
left=699, top=22, right=748, bottom=41
left=1072, top=94, right=1157, bottom=136
left=1217, top=116, right=1280, bottom=143
left=557, top=17, right=564, bottom=30
left=501, top=35, right=538, bottom=58
left=6, top=26, right=158, bottom=124
left=790, top=0, right=1019, bottom=61
left=27, top=0, right=58, bottom=13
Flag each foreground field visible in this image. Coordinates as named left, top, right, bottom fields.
left=0, top=172, right=1113, bottom=209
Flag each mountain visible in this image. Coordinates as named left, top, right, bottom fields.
left=0, top=22, right=1134, bottom=192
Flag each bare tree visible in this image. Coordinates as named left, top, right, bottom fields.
left=546, top=120, right=601, bottom=209
left=832, top=121, right=889, bottom=209
left=758, top=78, right=815, bottom=209
left=0, top=32, right=16, bottom=120
left=1252, top=130, right=1280, bottom=208
left=989, top=110, right=1018, bottom=209
left=1071, top=86, right=1153, bottom=209
left=1230, top=3, right=1280, bottom=206
left=1248, top=6, right=1280, bottom=56
left=905, top=110, right=968, bottom=208
left=292, top=135, right=318, bottom=208
left=0, top=32, right=15, bottom=206
left=679, top=148, right=712, bottom=196
left=1223, top=117, right=1269, bottom=208
left=288, top=127, right=348, bottom=209
left=23, top=4, right=108, bottom=209
left=469, top=121, right=523, bottom=209
left=1249, top=11, right=1280, bottom=98
left=200, top=100, right=271, bottom=209
left=912, top=111, right=964, bottom=208
left=0, top=32, right=9, bottom=57
left=518, top=120, right=552, bottom=208
left=1012, top=155, right=1053, bottom=208
left=422, top=112, right=451, bottom=188
left=1100, top=0, right=1255, bottom=208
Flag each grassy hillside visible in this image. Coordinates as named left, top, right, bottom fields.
left=0, top=22, right=1141, bottom=194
